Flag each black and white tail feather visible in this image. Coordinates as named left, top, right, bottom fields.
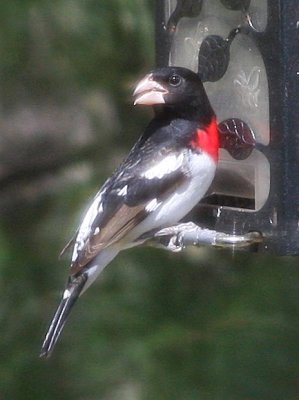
left=40, top=274, right=87, bottom=357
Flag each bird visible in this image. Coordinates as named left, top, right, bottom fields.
left=40, top=66, right=219, bottom=358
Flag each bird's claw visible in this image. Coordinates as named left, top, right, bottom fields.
left=155, top=222, right=200, bottom=252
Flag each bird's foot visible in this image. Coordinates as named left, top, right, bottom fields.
left=154, top=222, right=198, bottom=252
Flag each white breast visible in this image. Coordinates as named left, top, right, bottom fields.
left=129, top=150, right=216, bottom=240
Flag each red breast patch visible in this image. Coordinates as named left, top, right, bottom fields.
left=189, top=118, right=219, bottom=162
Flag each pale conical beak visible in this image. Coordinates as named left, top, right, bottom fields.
left=133, top=73, right=168, bottom=105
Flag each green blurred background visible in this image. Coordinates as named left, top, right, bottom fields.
left=1, top=1, right=299, bottom=399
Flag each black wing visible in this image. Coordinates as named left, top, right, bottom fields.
left=69, top=119, right=195, bottom=274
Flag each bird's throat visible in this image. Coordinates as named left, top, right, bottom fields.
left=189, top=118, right=219, bottom=162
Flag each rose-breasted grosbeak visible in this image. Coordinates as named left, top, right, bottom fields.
left=40, top=66, right=219, bottom=358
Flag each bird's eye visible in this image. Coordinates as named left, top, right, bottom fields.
left=169, top=74, right=182, bottom=87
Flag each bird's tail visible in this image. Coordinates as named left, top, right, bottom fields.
left=40, top=273, right=87, bottom=358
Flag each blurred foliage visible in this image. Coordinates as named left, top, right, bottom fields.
left=1, top=1, right=299, bottom=400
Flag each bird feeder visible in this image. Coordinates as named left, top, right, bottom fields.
left=155, top=0, right=299, bottom=254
